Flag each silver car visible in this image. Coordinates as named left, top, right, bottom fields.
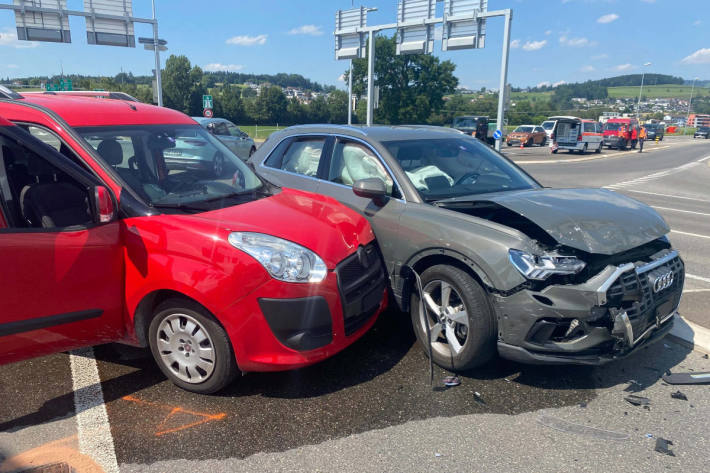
left=193, top=117, right=256, bottom=161
left=250, top=125, right=684, bottom=370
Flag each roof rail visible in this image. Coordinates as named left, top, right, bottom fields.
left=0, top=85, right=23, bottom=100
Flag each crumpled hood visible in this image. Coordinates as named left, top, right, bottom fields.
left=467, top=188, right=670, bottom=255
left=183, top=188, right=374, bottom=268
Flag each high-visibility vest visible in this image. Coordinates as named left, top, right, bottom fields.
left=640, top=128, right=647, bottom=139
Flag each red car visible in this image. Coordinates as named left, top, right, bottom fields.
left=0, top=88, right=387, bottom=393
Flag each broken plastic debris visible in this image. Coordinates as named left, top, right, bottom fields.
left=537, top=415, right=629, bottom=441
left=443, top=376, right=460, bottom=387
left=435, top=453, right=443, bottom=458
left=473, top=392, right=486, bottom=405
left=670, top=391, right=688, bottom=401
left=645, top=433, right=654, bottom=438
left=624, top=394, right=651, bottom=406
left=654, top=438, right=675, bottom=457
left=663, top=372, right=710, bottom=385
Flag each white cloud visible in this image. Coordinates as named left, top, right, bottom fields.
left=522, top=40, right=547, bottom=51
left=681, top=48, right=710, bottom=65
left=226, top=34, right=267, bottom=46
left=337, top=74, right=346, bottom=82
left=559, top=35, right=595, bottom=47
left=288, top=25, right=323, bottom=36
left=510, top=39, right=521, bottom=49
left=203, top=63, right=244, bottom=72
left=597, top=13, right=619, bottom=24
left=0, top=28, right=39, bottom=48
left=614, top=63, right=634, bottom=71
left=553, top=80, right=567, bottom=87
left=537, top=81, right=551, bottom=88
left=581, top=65, right=595, bottom=72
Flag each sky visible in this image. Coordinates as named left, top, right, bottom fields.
left=0, top=0, right=708, bottom=89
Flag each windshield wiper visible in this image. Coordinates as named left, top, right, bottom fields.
left=150, top=202, right=212, bottom=213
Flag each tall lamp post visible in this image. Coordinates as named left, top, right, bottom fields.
left=636, top=62, right=651, bottom=120
left=686, top=77, right=699, bottom=129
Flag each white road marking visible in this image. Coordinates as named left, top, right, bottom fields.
left=606, top=161, right=701, bottom=189
left=623, top=189, right=710, bottom=204
left=671, top=230, right=710, bottom=240
left=683, top=289, right=710, bottom=293
left=686, top=274, right=710, bottom=284
left=651, top=206, right=710, bottom=217
left=70, top=347, right=120, bottom=473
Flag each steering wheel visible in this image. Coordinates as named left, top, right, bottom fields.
left=455, top=172, right=480, bottom=186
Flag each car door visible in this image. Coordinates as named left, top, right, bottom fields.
left=211, top=121, right=239, bottom=155
left=225, top=122, right=250, bottom=159
left=0, top=119, right=125, bottom=365
left=317, top=137, right=405, bottom=278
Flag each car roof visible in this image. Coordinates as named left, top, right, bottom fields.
left=272, top=124, right=468, bottom=142
left=13, top=94, right=196, bottom=127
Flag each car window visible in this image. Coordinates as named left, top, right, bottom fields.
left=271, top=138, right=326, bottom=177
left=328, top=139, right=399, bottom=197
left=583, top=123, right=595, bottom=133
left=25, top=125, right=62, bottom=151
left=226, top=123, right=243, bottom=137
left=209, top=122, right=229, bottom=136
left=0, top=131, right=92, bottom=229
left=534, top=127, right=544, bottom=133
left=383, top=137, right=539, bottom=201
left=514, top=126, right=534, bottom=133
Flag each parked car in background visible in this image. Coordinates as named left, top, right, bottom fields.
left=506, top=125, right=547, bottom=147
left=0, top=92, right=386, bottom=394
left=603, top=117, right=639, bottom=150
left=643, top=123, right=664, bottom=141
left=452, top=115, right=488, bottom=141
left=693, top=126, right=710, bottom=139
left=550, top=116, right=603, bottom=154
left=193, top=117, right=257, bottom=161
left=251, top=125, right=683, bottom=370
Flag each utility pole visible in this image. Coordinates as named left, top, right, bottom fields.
left=494, top=9, right=512, bottom=152
left=636, top=62, right=651, bottom=120
left=686, top=77, right=698, bottom=129
left=151, top=0, right=163, bottom=107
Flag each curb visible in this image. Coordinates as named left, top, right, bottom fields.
left=667, top=314, right=710, bottom=355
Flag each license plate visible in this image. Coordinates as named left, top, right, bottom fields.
left=654, top=299, right=675, bottom=326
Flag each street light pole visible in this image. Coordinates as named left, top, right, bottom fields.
left=348, top=59, right=353, bottom=125
left=495, top=9, right=512, bottom=152
left=636, top=62, right=651, bottom=120
left=366, top=30, right=375, bottom=126
left=151, top=0, right=163, bottom=107
left=686, top=77, right=698, bottom=128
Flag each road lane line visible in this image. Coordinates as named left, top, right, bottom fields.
left=671, top=230, right=710, bottom=240
left=684, top=289, right=710, bottom=293
left=651, top=206, right=710, bottom=217
left=70, top=347, right=120, bottom=473
left=686, top=274, right=710, bottom=284
left=623, top=189, right=710, bottom=203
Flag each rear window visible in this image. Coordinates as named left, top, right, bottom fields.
left=541, top=121, right=555, bottom=130
left=583, top=123, right=597, bottom=133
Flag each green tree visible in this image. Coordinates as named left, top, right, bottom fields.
left=251, top=86, right=288, bottom=124
left=349, top=35, right=458, bottom=124
left=327, top=90, right=349, bottom=124
left=218, top=85, right=245, bottom=124
left=307, top=96, right=330, bottom=123
left=187, top=66, right=206, bottom=116
left=162, top=55, right=193, bottom=112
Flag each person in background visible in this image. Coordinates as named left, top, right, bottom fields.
left=638, top=125, right=647, bottom=153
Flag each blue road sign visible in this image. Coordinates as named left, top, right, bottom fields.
left=493, top=129, right=502, bottom=140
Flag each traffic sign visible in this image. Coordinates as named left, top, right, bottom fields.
left=493, top=129, right=502, bottom=140
left=203, top=95, right=213, bottom=110
left=203, top=108, right=214, bottom=118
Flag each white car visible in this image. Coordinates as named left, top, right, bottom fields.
left=549, top=116, right=603, bottom=154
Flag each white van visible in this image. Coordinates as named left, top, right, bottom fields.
left=550, top=116, right=603, bottom=154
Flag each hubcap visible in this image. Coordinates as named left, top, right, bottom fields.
left=213, top=156, right=224, bottom=176
left=156, top=313, right=216, bottom=384
left=420, top=280, right=469, bottom=357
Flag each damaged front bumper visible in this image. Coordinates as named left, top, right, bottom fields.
left=494, top=249, right=684, bottom=365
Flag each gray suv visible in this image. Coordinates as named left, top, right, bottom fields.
left=249, top=125, right=684, bottom=370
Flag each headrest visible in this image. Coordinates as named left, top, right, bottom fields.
left=97, top=140, right=123, bottom=166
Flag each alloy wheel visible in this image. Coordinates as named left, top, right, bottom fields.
left=420, top=279, right=469, bottom=357
left=156, top=313, right=216, bottom=383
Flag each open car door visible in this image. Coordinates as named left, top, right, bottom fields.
left=0, top=117, right=125, bottom=364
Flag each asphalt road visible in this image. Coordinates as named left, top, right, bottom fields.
left=506, top=136, right=710, bottom=329
left=2, top=136, right=709, bottom=473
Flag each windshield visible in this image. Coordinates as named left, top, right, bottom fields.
left=541, top=121, right=555, bottom=130
left=383, top=137, right=539, bottom=201
left=513, top=126, right=534, bottom=133
left=604, top=122, right=624, bottom=131
left=453, top=117, right=483, bottom=128
left=76, top=124, right=264, bottom=208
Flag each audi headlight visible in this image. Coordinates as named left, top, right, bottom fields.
left=228, top=232, right=327, bottom=283
left=509, top=249, right=586, bottom=280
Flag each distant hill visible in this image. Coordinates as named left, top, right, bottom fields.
left=608, top=84, right=710, bottom=99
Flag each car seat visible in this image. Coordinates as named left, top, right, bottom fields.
left=20, top=154, right=91, bottom=228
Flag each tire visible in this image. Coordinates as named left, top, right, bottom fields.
left=526, top=139, right=533, bottom=147
left=410, top=265, right=496, bottom=371
left=618, top=139, right=627, bottom=151
left=506, top=142, right=512, bottom=147
left=212, top=153, right=226, bottom=177
left=595, top=142, right=602, bottom=153
left=249, top=147, right=256, bottom=157
left=551, top=148, right=558, bottom=154
left=580, top=143, right=588, bottom=155
left=149, top=298, right=237, bottom=394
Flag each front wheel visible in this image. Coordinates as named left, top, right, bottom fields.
left=410, top=265, right=496, bottom=371
left=212, top=153, right=226, bottom=177
left=149, top=298, right=237, bottom=394
left=580, top=143, right=588, bottom=155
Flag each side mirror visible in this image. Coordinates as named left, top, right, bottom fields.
left=92, top=185, right=116, bottom=224
left=353, top=178, right=387, bottom=204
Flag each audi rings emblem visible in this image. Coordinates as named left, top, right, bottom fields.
left=651, top=270, right=674, bottom=293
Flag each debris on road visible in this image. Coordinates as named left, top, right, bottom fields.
left=670, top=391, right=688, bottom=401
left=435, top=453, right=443, bottom=458
left=624, top=394, right=651, bottom=406
left=443, top=376, right=461, bottom=387
left=473, top=392, right=486, bottom=405
left=662, top=372, right=710, bottom=385
left=537, top=415, right=629, bottom=441
left=654, top=438, right=676, bottom=457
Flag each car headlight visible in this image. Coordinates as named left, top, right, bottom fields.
left=228, top=232, right=327, bottom=283
left=509, top=249, right=586, bottom=280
